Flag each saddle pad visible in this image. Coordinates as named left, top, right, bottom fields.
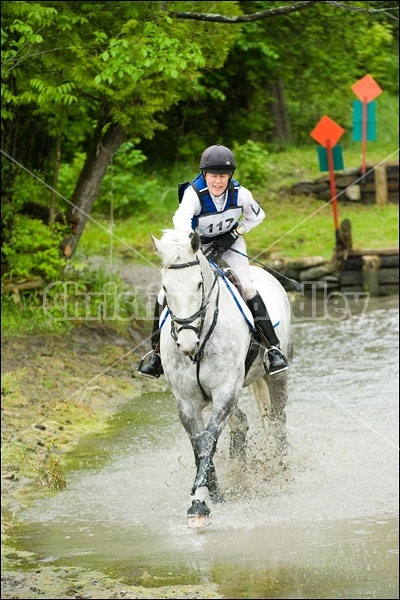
left=219, top=274, right=255, bottom=331
left=214, top=264, right=282, bottom=331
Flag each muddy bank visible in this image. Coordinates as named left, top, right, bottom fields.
left=1, top=313, right=222, bottom=598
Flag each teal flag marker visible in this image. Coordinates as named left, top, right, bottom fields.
left=317, top=144, right=344, bottom=172
left=352, top=100, right=376, bottom=141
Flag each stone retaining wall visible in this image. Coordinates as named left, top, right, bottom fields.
left=290, top=162, right=398, bottom=205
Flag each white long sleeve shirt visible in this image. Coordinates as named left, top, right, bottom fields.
left=171, top=180, right=265, bottom=299
left=173, top=184, right=265, bottom=235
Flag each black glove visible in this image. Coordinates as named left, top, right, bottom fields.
left=214, top=230, right=239, bottom=251
left=203, top=245, right=221, bottom=264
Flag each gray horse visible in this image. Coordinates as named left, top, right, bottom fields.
left=152, top=229, right=293, bottom=527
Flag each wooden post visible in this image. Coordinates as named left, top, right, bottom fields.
left=340, top=219, right=353, bottom=252
left=374, top=165, right=388, bottom=205
left=362, top=255, right=381, bottom=296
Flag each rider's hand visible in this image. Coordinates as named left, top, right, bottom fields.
left=215, top=230, right=239, bottom=251
left=203, top=245, right=221, bottom=263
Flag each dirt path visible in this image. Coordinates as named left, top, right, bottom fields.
left=1, top=260, right=222, bottom=599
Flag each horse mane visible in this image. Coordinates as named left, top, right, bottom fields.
left=157, top=229, right=199, bottom=268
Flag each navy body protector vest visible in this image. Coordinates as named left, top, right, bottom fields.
left=178, top=173, right=242, bottom=240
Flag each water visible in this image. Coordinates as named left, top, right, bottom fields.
left=11, top=295, right=399, bottom=598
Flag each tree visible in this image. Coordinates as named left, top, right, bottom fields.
left=1, top=0, right=397, bottom=267
left=142, top=0, right=398, bottom=152
left=1, top=0, right=241, bottom=259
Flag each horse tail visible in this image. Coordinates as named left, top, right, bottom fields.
left=251, top=378, right=271, bottom=433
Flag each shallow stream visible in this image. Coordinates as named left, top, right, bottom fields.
left=10, top=295, right=399, bottom=598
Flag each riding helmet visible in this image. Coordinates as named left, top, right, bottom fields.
left=199, top=145, right=236, bottom=174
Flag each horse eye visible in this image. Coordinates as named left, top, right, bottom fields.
left=197, top=281, right=202, bottom=290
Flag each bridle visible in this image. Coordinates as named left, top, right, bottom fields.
left=164, top=256, right=220, bottom=365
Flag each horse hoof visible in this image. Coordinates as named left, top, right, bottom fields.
left=186, top=500, right=212, bottom=529
left=187, top=514, right=212, bottom=528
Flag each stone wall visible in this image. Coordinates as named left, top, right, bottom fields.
left=290, top=162, right=398, bottom=205
left=265, top=249, right=398, bottom=297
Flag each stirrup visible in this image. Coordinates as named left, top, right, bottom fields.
left=263, top=346, right=288, bottom=376
left=137, top=350, right=162, bottom=379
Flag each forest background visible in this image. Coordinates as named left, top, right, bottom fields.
left=1, top=0, right=399, bottom=335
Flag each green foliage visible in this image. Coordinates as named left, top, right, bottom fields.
left=94, top=141, right=154, bottom=216
left=1, top=0, right=243, bottom=271
left=2, top=171, right=50, bottom=220
left=143, top=1, right=398, bottom=152
left=57, top=152, right=86, bottom=206
left=1, top=261, right=137, bottom=335
left=56, top=143, right=157, bottom=218
left=1, top=216, right=67, bottom=282
left=42, top=264, right=137, bottom=324
left=233, top=140, right=271, bottom=187
left=1, top=0, right=239, bottom=133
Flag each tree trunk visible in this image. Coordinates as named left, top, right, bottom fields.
left=267, top=79, right=291, bottom=145
left=62, top=122, right=126, bottom=258
left=49, top=135, right=61, bottom=225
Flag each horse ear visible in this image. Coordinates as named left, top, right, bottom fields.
left=150, top=233, right=160, bottom=254
left=190, top=232, right=200, bottom=253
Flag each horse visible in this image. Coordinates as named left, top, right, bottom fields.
left=151, top=229, right=293, bottom=528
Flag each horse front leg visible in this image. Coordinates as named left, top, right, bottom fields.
left=191, top=429, right=225, bottom=500
left=188, top=391, right=239, bottom=527
left=181, top=385, right=240, bottom=528
left=176, top=398, right=215, bottom=528
left=187, top=430, right=217, bottom=528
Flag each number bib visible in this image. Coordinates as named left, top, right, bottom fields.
left=196, top=206, right=243, bottom=238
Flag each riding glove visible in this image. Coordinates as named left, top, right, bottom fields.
left=214, top=230, right=239, bottom=251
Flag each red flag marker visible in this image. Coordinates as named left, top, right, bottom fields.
left=310, top=116, right=345, bottom=247
left=351, top=74, right=383, bottom=173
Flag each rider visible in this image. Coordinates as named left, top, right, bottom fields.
left=138, top=144, right=289, bottom=378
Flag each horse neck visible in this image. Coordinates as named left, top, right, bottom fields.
left=198, top=251, right=218, bottom=298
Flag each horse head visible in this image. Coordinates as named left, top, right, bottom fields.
left=151, top=230, right=205, bottom=357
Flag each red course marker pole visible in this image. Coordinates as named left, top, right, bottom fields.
left=310, top=115, right=345, bottom=252
left=361, top=96, right=368, bottom=174
left=351, top=75, right=382, bottom=175
left=326, top=139, right=340, bottom=246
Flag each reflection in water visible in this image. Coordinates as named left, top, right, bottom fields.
left=15, top=295, right=399, bottom=598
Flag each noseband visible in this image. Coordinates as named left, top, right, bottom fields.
left=164, top=256, right=220, bottom=363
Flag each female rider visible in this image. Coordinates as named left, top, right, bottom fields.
left=138, top=144, right=288, bottom=378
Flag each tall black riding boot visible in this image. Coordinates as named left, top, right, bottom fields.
left=247, top=292, right=288, bottom=375
left=137, top=302, right=163, bottom=378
